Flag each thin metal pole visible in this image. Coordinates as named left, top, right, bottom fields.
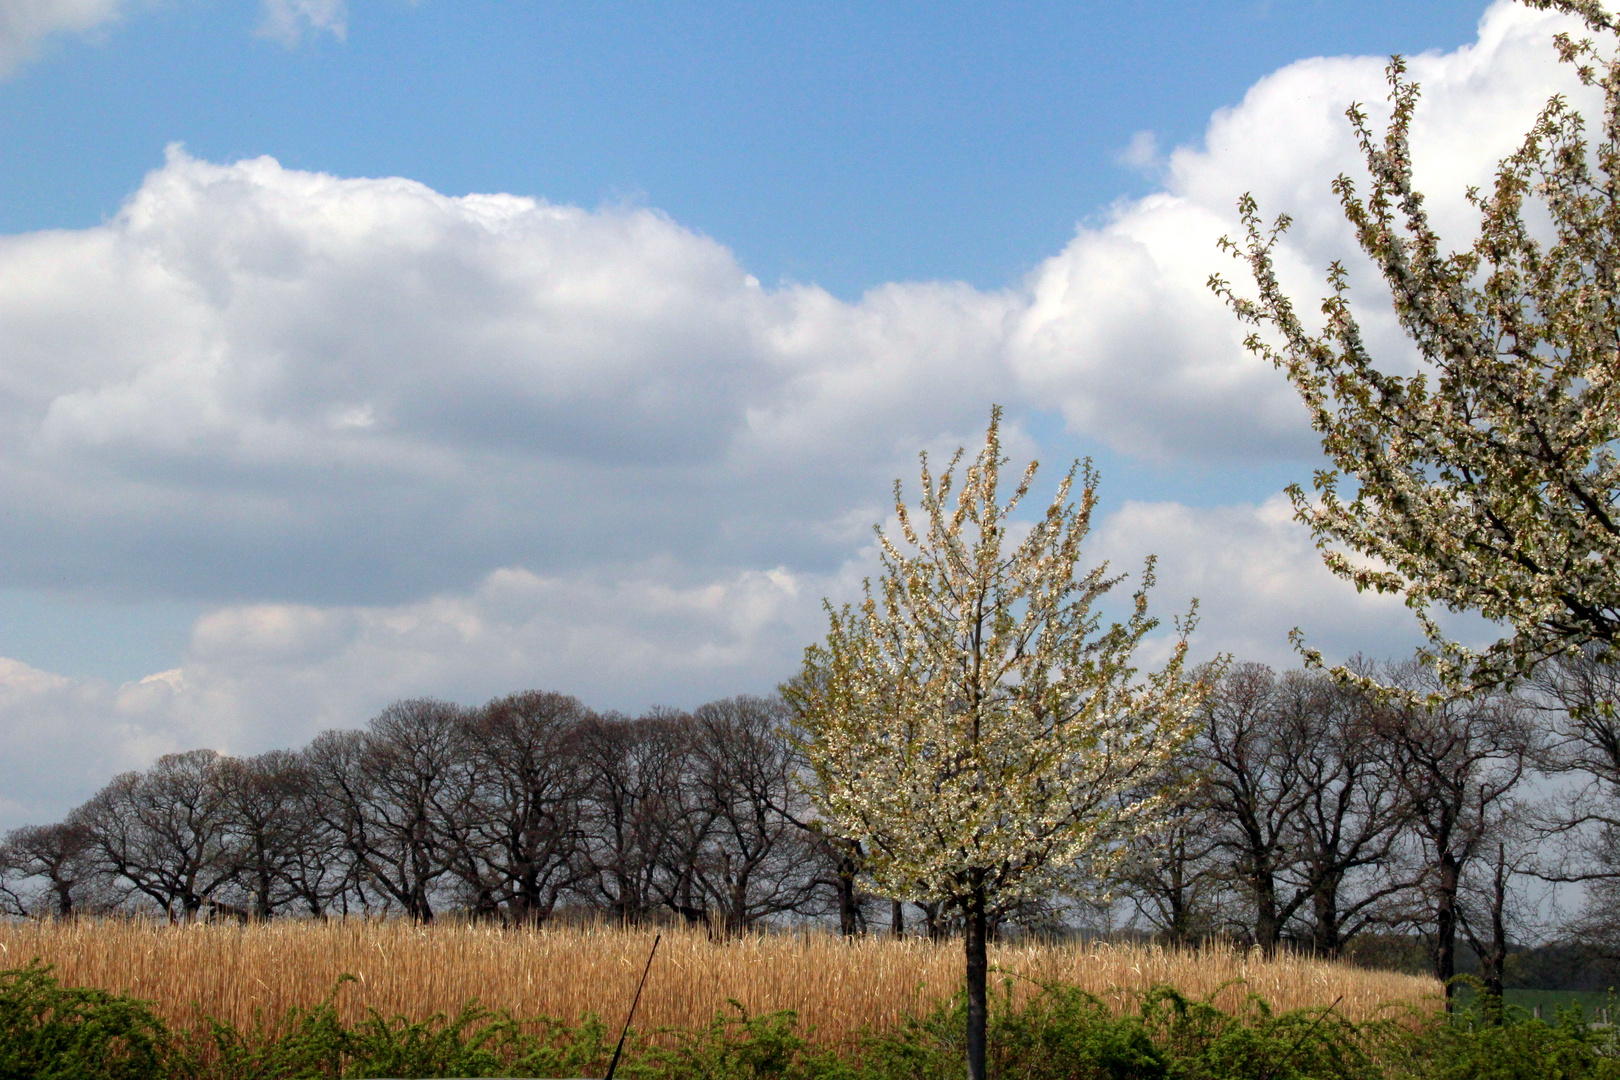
left=605, top=933, right=661, bottom=1080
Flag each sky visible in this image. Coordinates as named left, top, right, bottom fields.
left=0, top=0, right=1590, bottom=827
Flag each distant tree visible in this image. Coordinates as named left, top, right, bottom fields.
left=1113, top=778, right=1232, bottom=947
left=303, top=700, right=466, bottom=921
left=451, top=690, right=590, bottom=925
left=77, top=749, right=236, bottom=921
left=1521, top=651, right=1620, bottom=958
left=1197, top=663, right=1314, bottom=952
left=0, top=820, right=93, bottom=918
left=686, top=696, right=821, bottom=934
left=1375, top=663, right=1536, bottom=1005
left=215, top=750, right=326, bottom=918
left=1212, top=0, right=1620, bottom=696
left=1174, top=664, right=1407, bottom=956
left=1283, top=671, right=1408, bottom=957
left=575, top=709, right=697, bottom=924
left=788, top=407, right=1204, bottom=1080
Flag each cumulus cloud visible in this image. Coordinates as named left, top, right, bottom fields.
left=1010, top=0, right=1590, bottom=460
left=0, top=1, right=1598, bottom=826
left=0, top=0, right=123, bottom=75
left=1092, top=496, right=1426, bottom=670
left=0, top=146, right=1016, bottom=605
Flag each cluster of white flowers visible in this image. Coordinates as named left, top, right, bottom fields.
left=1213, top=0, right=1620, bottom=700
left=787, top=407, right=1206, bottom=914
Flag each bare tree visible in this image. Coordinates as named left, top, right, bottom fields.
left=1115, top=786, right=1232, bottom=946
left=576, top=709, right=694, bottom=923
left=77, top=750, right=237, bottom=921
left=302, top=729, right=384, bottom=915
left=301, top=700, right=467, bottom=921
left=1375, top=664, right=1536, bottom=1004
left=1198, top=664, right=1312, bottom=952
left=450, top=691, right=590, bottom=925
left=0, top=820, right=94, bottom=917
left=1195, top=664, right=1409, bottom=956
left=685, top=696, right=821, bottom=934
left=216, top=750, right=331, bottom=918
left=1288, top=676, right=1408, bottom=957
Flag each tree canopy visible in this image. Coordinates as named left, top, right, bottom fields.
left=787, top=407, right=1204, bottom=1080
left=1212, top=0, right=1620, bottom=698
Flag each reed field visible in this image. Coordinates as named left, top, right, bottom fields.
left=0, top=918, right=1440, bottom=1042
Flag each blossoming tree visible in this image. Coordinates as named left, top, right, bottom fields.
left=786, top=408, right=1205, bottom=1080
left=1212, top=0, right=1620, bottom=697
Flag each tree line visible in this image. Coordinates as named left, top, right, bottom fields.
left=7, top=654, right=1620, bottom=994
left=0, top=693, right=827, bottom=933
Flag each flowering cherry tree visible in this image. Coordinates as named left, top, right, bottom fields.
left=1212, top=0, right=1620, bottom=697
left=786, top=408, right=1204, bottom=1080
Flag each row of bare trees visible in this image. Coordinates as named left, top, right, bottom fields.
left=1114, top=654, right=1620, bottom=1007
left=0, top=693, right=843, bottom=930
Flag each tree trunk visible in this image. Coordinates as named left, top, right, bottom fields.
left=1435, top=853, right=1459, bottom=1010
left=1249, top=855, right=1282, bottom=954
left=1471, top=843, right=1509, bottom=1022
left=1311, top=881, right=1342, bottom=959
left=965, top=887, right=988, bottom=1080
left=891, top=899, right=905, bottom=938
left=1484, top=852, right=1508, bottom=1002
left=837, top=857, right=861, bottom=937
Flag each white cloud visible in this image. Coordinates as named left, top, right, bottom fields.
left=0, top=145, right=1015, bottom=605
left=257, top=0, right=346, bottom=46
left=1009, top=0, right=1591, bottom=460
left=1115, top=130, right=1160, bottom=173
left=0, top=0, right=123, bottom=75
left=1092, top=496, right=1426, bottom=670
left=0, top=1, right=1599, bottom=826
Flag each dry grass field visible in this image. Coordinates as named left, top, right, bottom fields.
left=0, top=919, right=1441, bottom=1042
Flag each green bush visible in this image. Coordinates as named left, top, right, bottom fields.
left=1385, top=996, right=1620, bottom=1080
left=0, top=961, right=175, bottom=1080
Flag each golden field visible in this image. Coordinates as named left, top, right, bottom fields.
left=0, top=919, right=1441, bottom=1041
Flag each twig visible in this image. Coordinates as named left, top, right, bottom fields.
left=605, top=933, right=661, bottom=1080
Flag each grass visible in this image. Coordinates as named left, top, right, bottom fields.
left=0, top=918, right=1440, bottom=1045
left=1451, top=986, right=1620, bottom=1022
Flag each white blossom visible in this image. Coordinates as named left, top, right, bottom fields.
left=1212, top=0, right=1620, bottom=699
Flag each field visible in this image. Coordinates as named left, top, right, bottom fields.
left=1449, top=985, right=1620, bottom=1023
left=0, top=918, right=1441, bottom=1042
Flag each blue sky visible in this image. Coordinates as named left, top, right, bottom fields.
left=0, top=0, right=1581, bottom=824
left=6, top=1, right=1487, bottom=295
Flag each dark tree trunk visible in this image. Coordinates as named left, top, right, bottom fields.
left=1464, top=843, right=1510, bottom=1022
left=1251, top=867, right=1283, bottom=954
left=1310, top=880, right=1342, bottom=959
left=965, top=886, right=988, bottom=1080
left=836, top=853, right=861, bottom=937
left=891, top=899, right=904, bottom=938
left=1482, top=849, right=1508, bottom=1003
left=1435, top=853, right=1460, bottom=1009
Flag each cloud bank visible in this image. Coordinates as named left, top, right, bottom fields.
left=0, top=1, right=1587, bottom=824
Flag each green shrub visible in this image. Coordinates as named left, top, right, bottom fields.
left=1386, top=998, right=1620, bottom=1080
left=0, top=961, right=174, bottom=1080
